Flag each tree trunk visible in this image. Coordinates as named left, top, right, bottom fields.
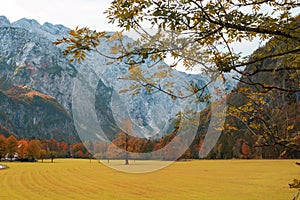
left=125, top=133, right=129, bottom=165
left=125, top=154, right=129, bottom=165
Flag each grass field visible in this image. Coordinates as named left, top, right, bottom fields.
left=0, top=159, right=299, bottom=200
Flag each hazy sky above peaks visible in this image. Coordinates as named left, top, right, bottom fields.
left=1, top=0, right=299, bottom=73
left=0, top=0, right=118, bottom=31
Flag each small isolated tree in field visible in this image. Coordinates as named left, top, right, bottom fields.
left=113, top=119, right=135, bottom=165
left=114, top=131, right=130, bottom=165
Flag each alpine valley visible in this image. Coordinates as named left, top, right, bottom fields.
left=0, top=16, right=299, bottom=159
left=0, top=16, right=233, bottom=144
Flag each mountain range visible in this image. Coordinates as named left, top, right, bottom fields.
left=0, top=16, right=235, bottom=143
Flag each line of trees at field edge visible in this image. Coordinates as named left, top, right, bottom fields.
left=0, top=135, right=92, bottom=162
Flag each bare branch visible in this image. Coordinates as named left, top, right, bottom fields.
left=233, top=76, right=300, bottom=93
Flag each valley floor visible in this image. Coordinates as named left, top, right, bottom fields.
left=0, top=159, right=299, bottom=200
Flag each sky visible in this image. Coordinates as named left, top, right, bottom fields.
left=1, top=0, right=299, bottom=31
left=0, top=0, right=118, bottom=31
left=0, top=0, right=299, bottom=73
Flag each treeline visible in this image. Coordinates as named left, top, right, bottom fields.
left=90, top=130, right=270, bottom=161
left=1, top=128, right=299, bottom=163
left=0, top=135, right=92, bottom=162
left=104, top=122, right=300, bottom=160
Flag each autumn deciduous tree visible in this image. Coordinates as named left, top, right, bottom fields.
left=228, top=85, right=300, bottom=155
left=71, top=142, right=92, bottom=159
left=39, top=149, right=47, bottom=163
left=57, top=141, right=69, bottom=158
left=48, top=151, right=57, bottom=163
left=6, top=135, right=18, bottom=161
left=17, top=139, right=28, bottom=160
left=0, top=135, right=7, bottom=161
left=109, top=119, right=133, bottom=165
left=27, top=140, right=41, bottom=160
left=48, top=138, right=58, bottom=153
left=113, top=132, right=130, bottom=165
left=241, top=141, right=251, bottom=159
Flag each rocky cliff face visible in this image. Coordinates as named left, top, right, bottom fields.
left=0, top=85, right=78, bottom=141
left=0, top=16, right=79, bottom=141
left=0, top=16, right=10, bottom=27
left=0, top=16, right=237, bottom=142
left=0, top=18, right=76, bottom=112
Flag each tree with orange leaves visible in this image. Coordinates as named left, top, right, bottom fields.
left=0, top=135, right=7, bottom=161
left=241, top=141, right=251, bottom=159
left=7, top=135, right=18, bottom=161
left=17, top=139, right=28, bottom=160
left=27, top=140, right=41, bottom=160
